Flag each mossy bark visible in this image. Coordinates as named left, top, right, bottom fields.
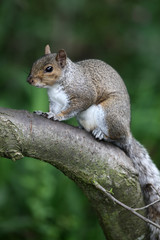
left=0, top=107, right=149, bottom=240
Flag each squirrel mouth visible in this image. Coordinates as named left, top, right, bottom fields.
left=27, top=76, right=46, bottom=88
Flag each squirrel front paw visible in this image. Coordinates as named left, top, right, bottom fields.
left=33, top=111, right=65, bottom=121
left=34, top=111, right=55, bottom=119
left=34, top=111, right=48, bottom=118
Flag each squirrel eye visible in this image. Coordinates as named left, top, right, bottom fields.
left=45, top=66, right=53, bottom=72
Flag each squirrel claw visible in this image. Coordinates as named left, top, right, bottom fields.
left=34, top=111, right=54, bottom=119
left=34, top=111, right=47, bottom=117
left=92, top=128, right=105, bottom=140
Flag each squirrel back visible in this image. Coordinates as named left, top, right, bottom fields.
left=27, top=45, right=160, bottom=239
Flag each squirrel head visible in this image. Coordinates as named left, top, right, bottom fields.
left=27, top=45, right=67, bottom=88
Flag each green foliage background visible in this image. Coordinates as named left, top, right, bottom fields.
left=0, top=0, right=160, bottom=239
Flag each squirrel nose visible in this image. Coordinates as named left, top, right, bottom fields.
left=27, top=75, right=34, bottom=84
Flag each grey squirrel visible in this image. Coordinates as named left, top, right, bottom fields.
left=27, top=44, right=160, bottom=239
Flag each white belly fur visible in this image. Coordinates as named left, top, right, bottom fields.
left=77, top=104, right=108, bottom=135
left=47, top=84, right=69, bottom=114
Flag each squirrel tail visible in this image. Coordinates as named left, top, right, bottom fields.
left=120, top=135, right=160, bottom=240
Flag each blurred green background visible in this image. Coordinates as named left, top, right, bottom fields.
left=0, top=0, right=160, bottom=239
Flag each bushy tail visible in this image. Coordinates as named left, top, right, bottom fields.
left=122, top=136, right=160, bottom=240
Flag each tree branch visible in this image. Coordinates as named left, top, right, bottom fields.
left=94, top=181, right=160, bottom=230
left=0, top=107, right=149, bottom=240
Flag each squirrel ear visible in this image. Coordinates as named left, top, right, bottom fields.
left=45, top=44, right=51, bottom=55
left=56, top=49, right=67, bottom=68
